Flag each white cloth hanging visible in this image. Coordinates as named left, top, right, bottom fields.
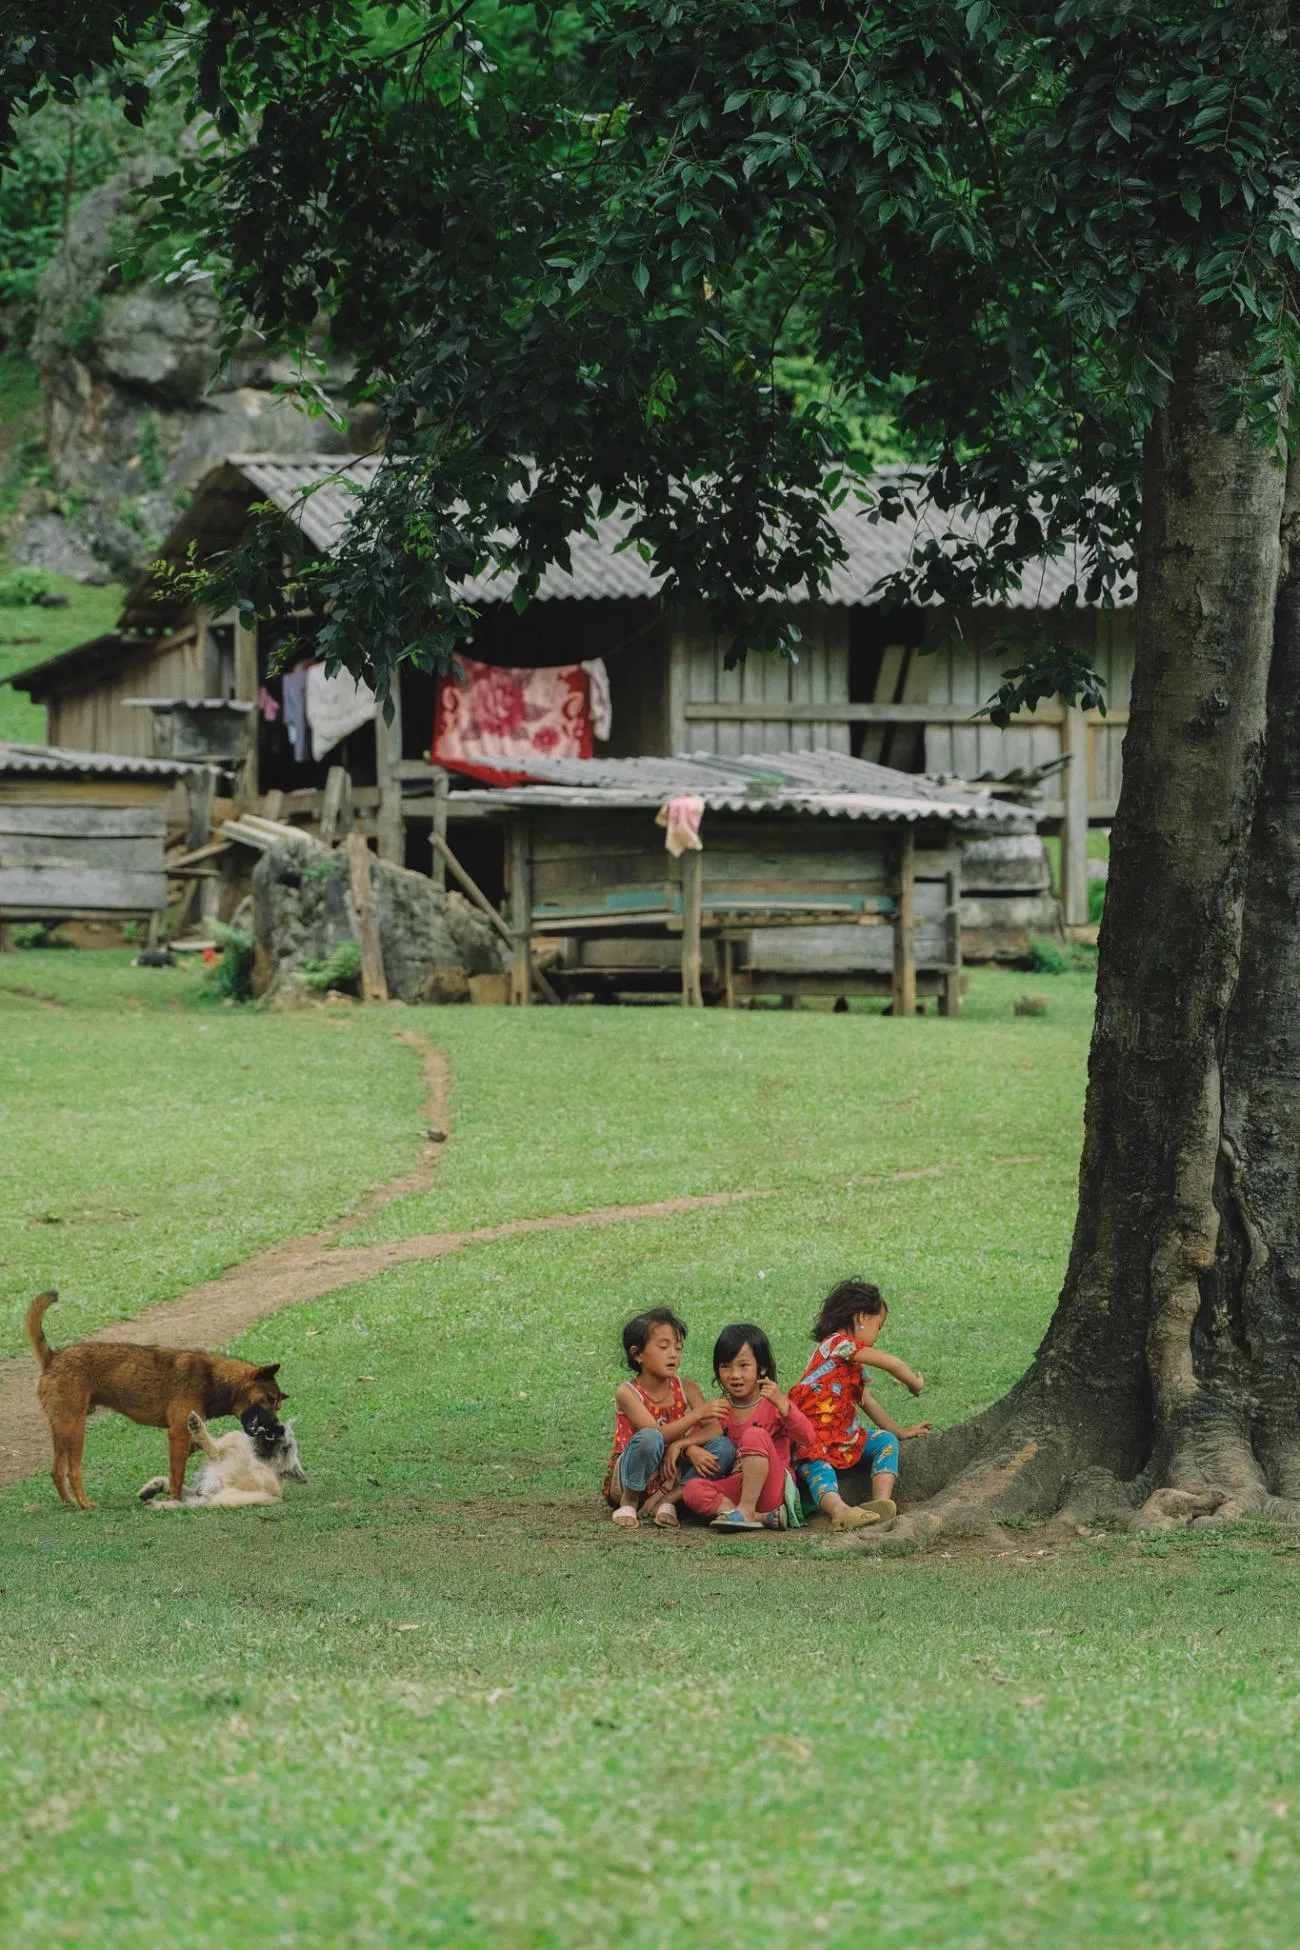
left=306, top=664, right=377, bottom=761
left=581, top=658, right=613, bottom=741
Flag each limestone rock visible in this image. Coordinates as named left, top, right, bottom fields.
left=30, top=157, right=374, bottom=573
left=11, top=513, right=110, bottom=584
left=251, top=838, right=504, bottom=1004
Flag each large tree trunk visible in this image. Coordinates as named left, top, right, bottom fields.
left=1186, top=450, right=1300, bottom=1518
left=857, top=305, right=1288, bottom=1545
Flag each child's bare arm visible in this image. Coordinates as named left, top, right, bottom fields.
left=660, top=1378, right=728, bottom=1444
left=855, top=1347, right=924, bottom=1394
left=860, top=1391, right=932, bottom=1441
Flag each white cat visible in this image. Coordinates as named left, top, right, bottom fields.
left=138, top=1407, right=307, bottom=1509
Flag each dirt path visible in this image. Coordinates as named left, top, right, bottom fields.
left=0, top=1028, right=962, bottom=1490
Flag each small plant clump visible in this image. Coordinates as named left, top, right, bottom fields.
left=298, top=941, right=362, bottom=996
left=1028, top=934, right=1072, bottom=975
left=205, top=919, right=255, bottom=1001
left=0, top=565, right=53, bottom=606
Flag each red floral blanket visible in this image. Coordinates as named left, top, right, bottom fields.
left=434, top=655, right=593, bottom=780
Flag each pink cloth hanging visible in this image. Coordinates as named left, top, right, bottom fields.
left=655, top=794, right=705, bottom=857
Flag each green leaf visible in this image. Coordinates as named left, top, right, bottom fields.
left=633, top=261, right=649, bottom=295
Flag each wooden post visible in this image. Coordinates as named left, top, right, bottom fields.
left=0, top=920, right=11, bottom=953
left=892, top=827, right=916, bottom=1017
left=319, top=765, right=353, bottom=846
left=1061, top=701, right=1090, bottom=926
left=430, top=766, right=449, bottom=888
left=185, top=766, right=216, bottom=852
left=940, top=866, right=962, bottom=1019
left=234, top=617, right=259, bottom=799
left=720, top=934, right=735, bottom=1010
left=507, top=817, right=532, bottom=1007
left=375, top=687, right=404, bottom=865
left=346, top=833, right=389, bottom=1003
left=680, top=847, right=704, bottom=1007
left=261, top=789, right=285, bottom=823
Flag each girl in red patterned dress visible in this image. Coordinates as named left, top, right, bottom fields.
left=604, top=1309, right=729, bottom=1529
left=789, top=1279, right=930, bottom=1530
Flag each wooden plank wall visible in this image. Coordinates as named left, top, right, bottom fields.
left=672, top=607, right=851, bottom=755
left=528, top=811, right=899, bottom=917
left=922, top=608, right=1134, bottom=794
left=46, top=634, right=202, bottom=757
left=0, top=801, right=169, bottom=914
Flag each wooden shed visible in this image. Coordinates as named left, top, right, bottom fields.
left=0, top=743, right=198, bottom=934
left=6, top=452, right=1128, bottom=928
left=446, top=752, right=1024, bottom=1011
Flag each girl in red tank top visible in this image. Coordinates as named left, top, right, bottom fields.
left=604, top=1309, right=726, bottom=1528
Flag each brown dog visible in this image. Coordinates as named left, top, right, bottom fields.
left=25, top=1291, right=287, bottom=1509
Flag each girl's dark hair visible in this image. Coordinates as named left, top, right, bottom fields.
left=712, top=1322, right=777, bottom=1383
left=622, top=1307, right=687, bottom=1371
left=811, top=1279, right=887, bottom=1342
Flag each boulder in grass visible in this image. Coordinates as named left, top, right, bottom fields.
left=250, top=837, right=504, bottom=1004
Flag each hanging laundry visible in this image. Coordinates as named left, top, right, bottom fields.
left=434, top=655, right=594, bottom=772
left=655, top=794, right=706, bottom=857
left=307, top=663, right=377, bottom=762
left=281, top=665, right=311, bottom=763
left=257, top=685, right=281, bottom=723
left=580, top=658, right=613, bottom=741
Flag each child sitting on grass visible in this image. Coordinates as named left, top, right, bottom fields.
left=790, top=1278, right=931, bottom=1530
left=604, top=1308, right=731, bottom=1529
left=680, top=1323, right=815, bottom=1532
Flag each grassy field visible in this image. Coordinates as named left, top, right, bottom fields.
left=3, top=957, right=1298, bottom=1948
left=0, top=576, right=124, bottom=743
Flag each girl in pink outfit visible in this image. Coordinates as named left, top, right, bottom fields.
left=680, top=1323, right=814, bottom=1531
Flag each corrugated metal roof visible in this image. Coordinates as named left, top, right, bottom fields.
left=229, top=454, right=1129, bottom=611
left=0, top=743, right=200, bottom=781
left=444, top=748, right=1020, bottom=824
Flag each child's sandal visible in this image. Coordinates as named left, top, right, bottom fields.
left=761, top=1508, right=788, bottom=1530
left=709, top=1509, right=763, bottom=1531
left=830, top=1505, right=880, bottom=1531
left=653, top=1502, right=679, bottom=1529
left=611, top=1504, right=639, bottom=1528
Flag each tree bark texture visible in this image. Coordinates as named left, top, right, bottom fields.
left=867, top=307, right=1289, bottom=1542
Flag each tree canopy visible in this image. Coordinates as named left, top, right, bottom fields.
left=13, top=1, right=1290, bottom=718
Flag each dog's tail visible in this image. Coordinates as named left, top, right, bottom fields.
left=24, top=1290, right=58, bottom=1371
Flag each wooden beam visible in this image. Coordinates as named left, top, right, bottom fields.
left=345, top=834, right=388, bottom=1003
left=666, top=623, right=689, bottom=755
left=319, top=766, right=352, bottom=847
left=233, top=616, right=259, bottom=800
left=1060, top=702, right=1090, bottom=926
left=184, top=767, right=216, bottom=852
left=891, top=828, right=916, bottom=1017
left=507, top=817, right=532, bottom=1007
left=680, top=847, right=704, bottom=1007
left=374, top=689, right=404, bottom=864
left=429, top=828, right=561, bottom=1005
left=430, top=766, right=450, bottom=888
left=940, top=867, right=962, bottom=1019
left=681, top=700, right=1069, bottom=726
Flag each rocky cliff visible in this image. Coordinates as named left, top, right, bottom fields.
left=16, top=157, right=371, bottom=583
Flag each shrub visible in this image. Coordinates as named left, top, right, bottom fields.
left=1088, top=876, right=1106, bottom=925
left=206, top=919, right=254, bottom=1001
left=1028, top=934, right=1072, bottom=975
left=298, top=941, right=362, bottom=995
left=0, top=564, right=52, bottom=606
